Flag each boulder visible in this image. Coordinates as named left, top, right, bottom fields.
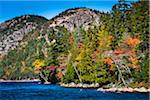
left=139, top=87, right=148, bottom=92
left=97, top=88, right=105, bottom=92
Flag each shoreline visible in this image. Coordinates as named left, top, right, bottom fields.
left=60, top=83, right=99, bottom=88
left=97, top=87, right=150, bottom=93
left=60, top=83, right=150, bottom=93
left=0, top=79, right=40, bottom=82
left=0, top=80, right=149, bottom=93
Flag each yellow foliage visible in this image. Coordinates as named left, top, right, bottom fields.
left=32, top=59, right=45, bottom=70
left=97, top=25, right=112, bottom=49
left=34, top=70, right=40, bottom=74
left=75, top=53, right=83, bottom=61
left=75, top=48, right=86, bottom=61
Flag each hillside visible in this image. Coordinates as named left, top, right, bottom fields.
left=40, top=8, right=107, bottom=44
left=0, top=8, right=105, bottom=55
left=0, top=15, right=48, bottom=54
left=0, top=1, right=149, bottom=88
left=41, top=8, right=103, bottom=32
left=0, top=8, right=105, bottom=80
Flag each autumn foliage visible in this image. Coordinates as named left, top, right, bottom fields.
left=32, top=59, right=45, bottom=70
left=0, top=1, right=148, bottom=85
left=104, top=57, right=113, bottom=66
left=126, top=37, right=141, bottom=47
left=114, top=49, right=126, bottom=55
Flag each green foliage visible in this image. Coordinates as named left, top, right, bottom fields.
left=0, top=1, right=148, bottom=87
left=108, top=1, right=149, bottom=84
left=63, top=63, right=77, bottom=83
left=62, top=28, right=111, bottom=84
left=132, top=57, right=149, bottom=83
left=0, top=26, right=71, bottom=80
left=129, top=1, right=149, bottom=83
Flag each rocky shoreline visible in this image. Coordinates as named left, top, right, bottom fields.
left=0, top=79, right=40, bottom=82
left=60, top=83, right=150, bottom=93
left=60, top=83, right=99, bottom=88
left=97, top=87, right=150, bottom=93
left=1, top=80, right=149, bottom=93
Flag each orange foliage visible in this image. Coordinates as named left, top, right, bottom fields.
left=126, top=37, right=141, bottom=46
left=104, top=57, right=113, bottom=66
left=129, top=57, right=138, bottom=63
left=57, top=72, right=63, bottom=79
left=128, top=64, right=140, bottom=69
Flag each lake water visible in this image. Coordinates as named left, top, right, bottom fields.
left=0, top=82, right=149, bottom=100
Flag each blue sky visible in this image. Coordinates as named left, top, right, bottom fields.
left=0, top=0, right=137, bottom=22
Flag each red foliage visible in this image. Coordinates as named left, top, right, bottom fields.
left=47, top=65, right=56, bottom=71
left=114, top=49, right=126, bottom=55
left=96, top=49, right=100, bottom=53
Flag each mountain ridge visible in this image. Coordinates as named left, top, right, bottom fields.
left=0, top=15, right=48, bottom=54
left=0, top=7, right=106, bottom=55
left=43, top=7, right=102, bottom=32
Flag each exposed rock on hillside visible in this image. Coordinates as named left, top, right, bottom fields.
left=0, top=15, right=48, bottom=54
left=0, top=8, right=103, bottom=55
left=41, top=8, right=102, bottom=33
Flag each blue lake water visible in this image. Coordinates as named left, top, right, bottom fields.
left=0, top=82, right=149, bottom=100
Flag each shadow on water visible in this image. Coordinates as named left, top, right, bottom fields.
left=0, top=82, right=149, bottom=100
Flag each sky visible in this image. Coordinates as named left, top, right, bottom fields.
left=0, top=0, right=137, bottom=22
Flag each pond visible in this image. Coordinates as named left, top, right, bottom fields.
left=0, top=82, right=149, bottom=100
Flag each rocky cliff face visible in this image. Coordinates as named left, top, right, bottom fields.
left=0, top=15, right=48, bottom=54
left=39, top=8, right=103, bottom=44
left=41, top=8, right=102, bottom=33
left=0, top=8, right=103, bottom=55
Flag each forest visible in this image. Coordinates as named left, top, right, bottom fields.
left=0, top=1, right=149, bottom=88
